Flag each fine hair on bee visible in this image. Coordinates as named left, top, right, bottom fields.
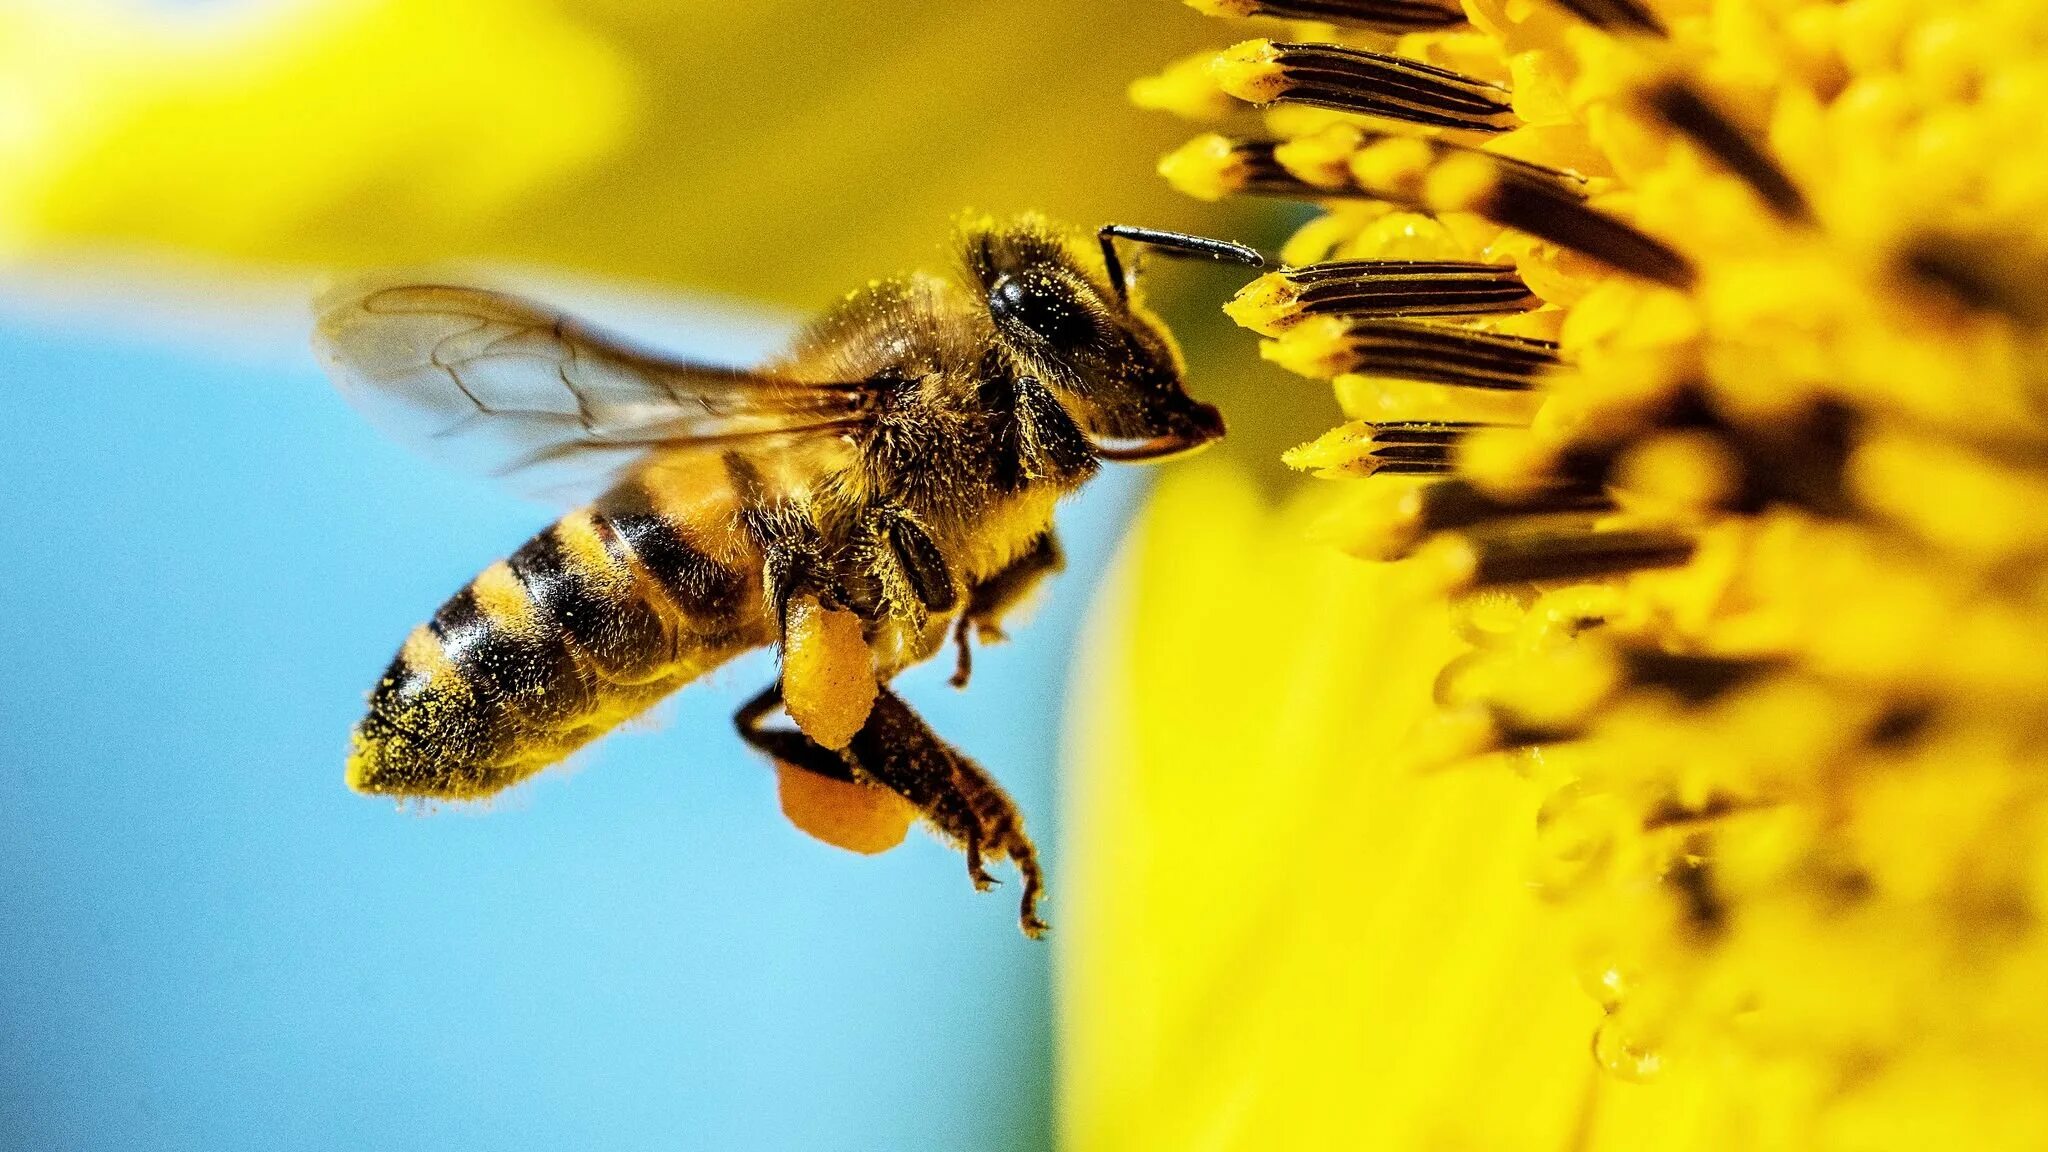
left=312, top=214, right=1263, bottom=936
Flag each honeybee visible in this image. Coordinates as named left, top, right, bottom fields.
left=313, top=215, right=1261, bottom=936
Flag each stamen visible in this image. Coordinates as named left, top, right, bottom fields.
left=1361, top=420, right=1478, bottom=474
left=1437, top=643, right=1624, bottom=746
left=1416, top=478, right=1614, bottom=530
left=1166, top=131, right=1597, bottom=224
left=1272, top=127, right=1375, bottom=191
left=1643, top=80, right=1812, bottom=223
left=1288, top=419, right=1494, bottom=477
left=1213, top=40, right=1517, bottom=132
left=1864, top=701, right=1935, bottom=748
left=1727, top=399, right=1857, bottom=515
left=1492, top=715, right=1588, bottom=747
left=1642, top=794, right=1770, bottom=831
left=1900, top=235, right=2048, bottom=326
left=1421, top=525, right=1697, bottom=590
left=1335, top=479, right=1616, bottom=560
left=1426, top=153, right=1695, bottom=287
left=1130, top=51, right=1240, bottom=119
left=1351, top=135, right=1588, bottom=208
left=1620, top=649, right=1780, bottom=704
left=1544, top=0, right=1667, bottom=35
left=1611, top=429, right=1744, bottom=516
left=1227, top=260, right=1539, bottom=334
left=1188, top=0, right=1466, bottom=30
left=1265, top=317, right=1560, bottom=387
left=1159, top=135, right=1343, bottom=202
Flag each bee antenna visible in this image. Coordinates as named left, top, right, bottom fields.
left=1098, top=224, right=1267, bottom=305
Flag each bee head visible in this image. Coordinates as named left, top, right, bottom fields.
left=962, top=215, right=1261, bottom=462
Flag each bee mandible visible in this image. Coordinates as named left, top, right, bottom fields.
left=313, top=215, right=1263, bottom=935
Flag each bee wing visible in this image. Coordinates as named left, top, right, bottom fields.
left=313, top=283, right=872, bottom=502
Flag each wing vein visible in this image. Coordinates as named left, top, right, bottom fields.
left=314, top=282, right=877, bottom=505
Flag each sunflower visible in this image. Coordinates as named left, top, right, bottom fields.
left=1065, top=0, right=2048, bottom=1147
left=18, top=0, right=2048, bottom=1146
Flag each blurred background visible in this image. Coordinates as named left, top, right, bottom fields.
left=0, top=1, right=1305, bottom=1149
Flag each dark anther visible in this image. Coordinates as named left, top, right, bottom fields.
left=1285, top=260, right=1540, bottom=319
left=1900, top=235, right=2048, bottom=326
left=1546, top=0, right=1666, bottom=35
left=1644, top=80, right=1812, bottom=223
left=1258, top=42, right=1516, bottom=132
left=1643, top=794, right=1761, bottom=831
left=1621, top=649, right=1780, bottom=705
left=1866, top=701, right=1936, bottom=748
left=1316, top=319, right=1560, bottom=389
left=1414, top=478, right=1613, bottom=532
left=1482, top=166, right=1696, bottom=288
left=1667, top=848, right=1727, bottom=938
left=1465, top=526, right=1696, bottom=586
left=1195, top=0, right=1465, bottom=32
left=1357, top=420, right=1496, bottom=475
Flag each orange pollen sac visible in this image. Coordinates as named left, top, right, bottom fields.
left=774, top=761, right=916, bottom=856
left=781, top=594, right=878, bottom=750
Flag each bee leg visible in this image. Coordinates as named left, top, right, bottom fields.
left=726, top=452, right=833, bottom=637
left=846, top=687, right=1048, bottom=937
left=949, top=616, right=975, bottom=691
left=762, top=538, right=831, bottom=642
left=734, top=684, right=857, bottom=784
left=846, top=505, right=957, bottom=631
left=1009, top=377, right=1099, bottom=486
left=949, top=531, right=1065, bottom=689
left=878, top=509, right=958, bottom=613
left=736, top=682, right=1048, bottom=937
left=760, top=525, right=884, bottom=741
left=960, top=822, right=997, bottom=892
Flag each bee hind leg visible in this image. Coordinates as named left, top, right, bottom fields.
left=735, top=684, right=858, bottom=784
left=736, top=682, right=1047, bottom=937
left=846, top=687, right=1047, bottom=937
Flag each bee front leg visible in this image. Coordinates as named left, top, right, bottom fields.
left=837, top=505, right=959, bottom=660
left=760, top=530, right=830, bottom=641
left=949, top=530, right=1064, bottom=689
left=847, top=505, right=958, bottom=625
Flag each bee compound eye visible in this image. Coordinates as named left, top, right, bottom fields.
left=989, top=273, right=1096, bottom=350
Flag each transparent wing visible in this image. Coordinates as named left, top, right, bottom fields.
left=313, top=282, right=873, bottom=501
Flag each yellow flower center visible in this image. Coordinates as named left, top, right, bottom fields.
left=1079, top=1, right=2048, bottom=1147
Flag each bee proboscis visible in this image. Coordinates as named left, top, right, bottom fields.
left=313, top=215, right=1262, bottom=935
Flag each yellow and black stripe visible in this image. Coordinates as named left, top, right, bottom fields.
left=349, top=464, right=772, bottom=800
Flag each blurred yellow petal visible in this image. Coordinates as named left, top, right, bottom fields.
left=0, top=0, right=1252, bottom=303
left=0, top=0, right=630, bottom=258
left=1061, top=464, right=1603, bottom=1151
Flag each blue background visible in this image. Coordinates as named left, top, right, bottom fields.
left=0, top=290, right=1136, bottom=1151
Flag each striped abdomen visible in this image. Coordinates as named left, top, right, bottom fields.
left=349, top=471, right=771, bottom=800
